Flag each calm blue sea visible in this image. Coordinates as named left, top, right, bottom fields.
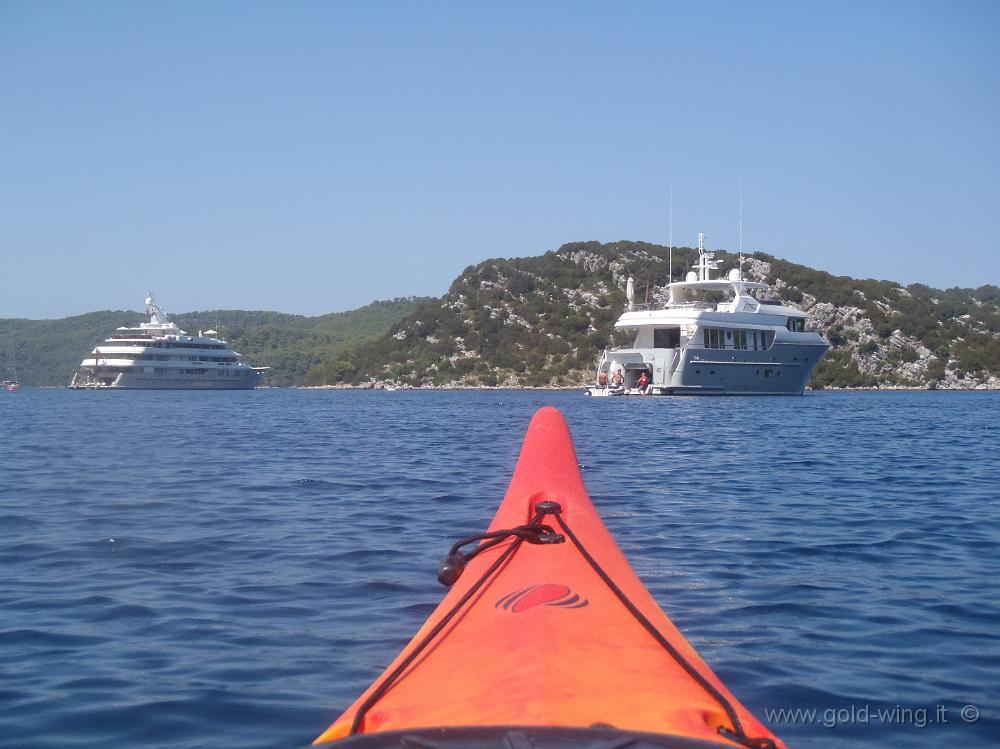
left=1, top=389, right=997, bottom=749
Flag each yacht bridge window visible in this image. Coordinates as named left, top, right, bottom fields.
left=786, top=317, right=805, bottom=332
left=703, top=328, right=725, bottom=349
left=703, top=327, right=771, bottom=350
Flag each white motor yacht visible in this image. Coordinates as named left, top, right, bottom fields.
left=586, top=235, right=829, bottom=396
left=69, top=293, right=267, bottom=389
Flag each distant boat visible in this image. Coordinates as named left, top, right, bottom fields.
left=3, top=326, right=19, bottom=391
left=69, top=292, right=267, bottom=390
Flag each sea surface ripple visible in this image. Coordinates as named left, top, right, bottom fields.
left=1, top=389, right=997, bottom=748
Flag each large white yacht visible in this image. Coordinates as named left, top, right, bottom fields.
left=70, top=293, right=266, bottom=389
left=586, top=235, right=829, bottom=396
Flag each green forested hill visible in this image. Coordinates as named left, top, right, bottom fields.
left=6, top=244, right=999, bottom=390
left=1, top=298, right=427, bottom=387
left=303, top=241, right=1000, bottom=389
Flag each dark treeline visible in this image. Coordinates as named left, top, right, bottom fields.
left=2, top=298, right=426, bottom=387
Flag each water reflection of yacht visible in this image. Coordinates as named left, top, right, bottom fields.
left=586, top=234, right=829, bottom=396
left=70, top=293, right=266, bottom=389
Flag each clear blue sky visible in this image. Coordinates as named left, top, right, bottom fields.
left=2, top=1, right=998, bottom=318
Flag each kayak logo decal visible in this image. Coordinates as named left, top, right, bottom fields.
left=495, top=584, right=589, bottom=613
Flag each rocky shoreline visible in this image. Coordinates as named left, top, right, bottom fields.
left=297, top=381, right=999, bottom=392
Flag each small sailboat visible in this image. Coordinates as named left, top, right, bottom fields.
left=3, top=327, right=20, bottom=391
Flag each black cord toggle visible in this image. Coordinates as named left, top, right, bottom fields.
left=437, top=552, right=468, bottom=587
left=437, top=523, right=564, bottom=586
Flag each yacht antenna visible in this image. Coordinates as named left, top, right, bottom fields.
left=668, top=185, right=673, bottom=283
left=695, top=232, right=718, bottom=281
left=738, top=178, right=743, bottom=274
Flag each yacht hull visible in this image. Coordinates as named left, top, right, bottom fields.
left=667, top=342, right=827, bottom=394
left=70, top=370, right=265, bottom=390
left=597, top=342, right=828, bottom=396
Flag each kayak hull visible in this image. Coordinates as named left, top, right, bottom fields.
left=312, top=725, right=763, bottom=748
left=315, top=407, right=784, bottom=749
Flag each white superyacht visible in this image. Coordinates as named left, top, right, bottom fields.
left=70, top=293, right=266, bottom=389
left=587, top=235, right=829, bottom=396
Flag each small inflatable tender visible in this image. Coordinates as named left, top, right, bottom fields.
left=315, top=406, right=785, bottom=749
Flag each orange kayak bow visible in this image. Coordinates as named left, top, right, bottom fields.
left=315, top=406, right=786, bottom=749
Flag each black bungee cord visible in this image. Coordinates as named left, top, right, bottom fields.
left=545, top=505, right=777, bottom=749
left=349, top=510, right=558, bottom=735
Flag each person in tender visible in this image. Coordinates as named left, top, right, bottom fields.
left=636, top=370, right=650, bottom=393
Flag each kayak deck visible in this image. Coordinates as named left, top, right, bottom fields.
left=314, top=407, right=784, bottom=749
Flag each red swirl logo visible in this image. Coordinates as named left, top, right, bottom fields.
left=495, top=584, right=589, bottom=613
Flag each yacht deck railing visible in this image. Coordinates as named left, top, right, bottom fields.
left=625, top=301, right=716, bottom=312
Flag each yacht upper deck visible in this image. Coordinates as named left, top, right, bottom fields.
left=615, top=234, right=807, bottom=328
